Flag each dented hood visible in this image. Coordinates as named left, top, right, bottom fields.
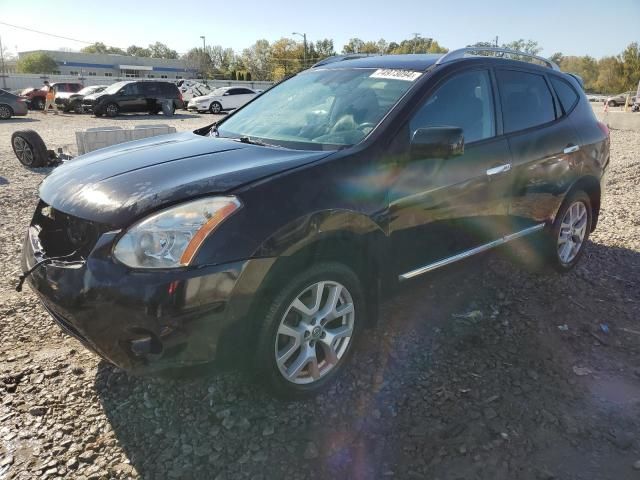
left=39, top=131, right=331, bottom=227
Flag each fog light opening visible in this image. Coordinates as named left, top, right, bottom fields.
left=128, top=329, right=163, bottom=357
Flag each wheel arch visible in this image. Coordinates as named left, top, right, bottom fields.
left=566, top=175, right=601, bottom=231
left=0, top=103, right=14, bottom=117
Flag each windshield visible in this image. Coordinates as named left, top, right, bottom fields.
left=103, top=82, right=128, bottom=94
left=217, top=68, right=420, bottom=150
left=210, top=87, right=229, bottom=96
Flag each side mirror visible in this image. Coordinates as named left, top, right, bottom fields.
left=223, top=92, right=230, bottom=96
left=410, top=126, right=464, bottom=160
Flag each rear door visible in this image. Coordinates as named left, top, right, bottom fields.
left=223, top=88, right=243, bottom=109
left=495, top=69, right=582, bottom=230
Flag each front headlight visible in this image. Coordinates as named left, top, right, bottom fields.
left=113, top=196, right=241, bottom=269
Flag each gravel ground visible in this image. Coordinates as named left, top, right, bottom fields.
left=0, top=113, right=639, bottom=480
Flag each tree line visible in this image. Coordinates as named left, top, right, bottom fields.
left=13, top=37, right=640, bottom=93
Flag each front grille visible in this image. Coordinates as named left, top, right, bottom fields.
left=32, top=201, right=105, bottom=258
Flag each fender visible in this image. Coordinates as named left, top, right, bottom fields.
left=221, top=209, right=388, bottom=345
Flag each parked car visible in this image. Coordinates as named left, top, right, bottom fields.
left=82, top=80, right=183, bottom=117
left=55, top=85, right=108, bottom=113
left=187, top=86, right=258, bottom=113
left=605, top=90, right=635, bottom=107
left=177, top=80, right=212, bottom=105
left=20, top=49, right=609, bottom=397
left=586, top=93, right=606, bottom=103
left=0, top=89, right=29, bottom=119
left=23, top=82, right=83, bottom=110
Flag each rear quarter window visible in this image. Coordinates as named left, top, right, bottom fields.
left=550, top=76, right=579, bottom=114
left=496, top=70, right=556, bottom=133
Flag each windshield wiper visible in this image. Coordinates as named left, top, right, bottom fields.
left=236, top=136, right=282, bottom=148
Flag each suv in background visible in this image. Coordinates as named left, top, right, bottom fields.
left=82, top=80, right=183, bottom=117
left=21, top=48, right=609, bottom=397
left=24, top=82, right=83, bottom=110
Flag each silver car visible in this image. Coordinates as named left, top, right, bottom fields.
left=0, top=89, right=29, bottom=119
left=606, top=90, right=636, bottom=107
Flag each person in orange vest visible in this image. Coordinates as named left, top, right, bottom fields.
left=43, top=81, right=58, bottom=115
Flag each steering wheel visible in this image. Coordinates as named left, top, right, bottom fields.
left=358, top=122, right=376, bottom=132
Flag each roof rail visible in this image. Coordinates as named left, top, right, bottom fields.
left=435, top=47, right=560, bottom=71
left=312, top=54, right=378, bottom=68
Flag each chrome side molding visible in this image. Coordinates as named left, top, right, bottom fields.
left=398, top=223, right=545, bottom=281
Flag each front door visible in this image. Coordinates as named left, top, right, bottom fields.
left=386, top=68, right=514, bottom=279
left=118, top=83, right=146, bottom=112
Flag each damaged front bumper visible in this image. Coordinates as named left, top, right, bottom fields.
left=20, top=205, right=266, bottom=374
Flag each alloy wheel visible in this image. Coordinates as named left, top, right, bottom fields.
left=0, top=105, right=11, bottom=120
left=557, top=201, right=588, bottom=264
left=274, top=281, right=355, bottom=385
left=211, top=102, right=221, bottom=114
left=13, top=136, right=34, bottom=166
left=106, top=104, right=118, bottom=116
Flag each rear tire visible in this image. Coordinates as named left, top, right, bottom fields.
left=541, top=190, right=592, bottom=273
left=608, top=100, right=616, bottom=107
left=0, top=104, right=12, bottom=120
left=11, top=130, right=49, bottom=168
left=255, top=262, right=364, bottom=398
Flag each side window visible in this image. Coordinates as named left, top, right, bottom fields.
left=550, top=76, right=579, bottom=114
left=496, top=70, right=556, bottom=133
left=410, top=70, right=495, bottom=144
left=122, top=83, right=140, bottom=95
left=227, top=88, right=240, bottom=95
left=143, top=83, right=160, bottom=95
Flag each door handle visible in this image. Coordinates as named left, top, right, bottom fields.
left=486, top=164, right=511, bottom=176
left=563, top=145, right=580, bottom=154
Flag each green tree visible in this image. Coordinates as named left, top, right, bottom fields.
left=501, top=39, right=541, bottom=55
left=16, top=52, right=58, bottom=74
left=388, top=36, right=447, bottom=54
left=621, top=42, right=640, bottom=90
left=148, top=42, right=178, bottom=59
left=314, top=39, right=335, bottom=59
left=242, top=39, right=272, bottom=81
left=127, top=45, right=151, bottom=57
left=81, top=42, right=127, bottom=55
left=342, top=38, right=365, bottom=54
left=595, top=56, right=625, bottom=93
left=549, top=52, right=563, bottom=65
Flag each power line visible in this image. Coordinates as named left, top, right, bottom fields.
left=0, top=20, right=123, bottom=48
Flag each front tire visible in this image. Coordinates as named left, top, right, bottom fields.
left=105, top=103, right=119, bottom=117
left=543, top=190, right=592, bottom=273
left=0, top=104, right=12, bottom=120
left=255, top=262, right=364, bottom=398
left=209, top=101, right=222, bottom=114
left=608, top=100, right=616, bottom=107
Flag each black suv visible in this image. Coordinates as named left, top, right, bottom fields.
left=20, top=49, right=609, bottom=397
left=82, top=80, right=183, bottom=117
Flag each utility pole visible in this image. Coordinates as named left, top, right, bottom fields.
left=412, top=33, right=421, bottom=54
left=0, top=35, right=6, bottom=89
left=495, top=36, right=499, bottom=48
left=292, top=32, right=307, bottom=69
left=200, top=35, right=207, bottom=83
